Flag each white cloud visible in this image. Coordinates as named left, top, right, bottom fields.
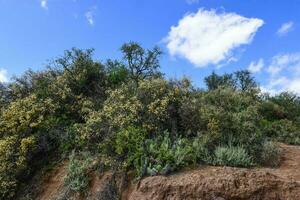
left=248, top=58, right=264, bottom=73
left=267, top=53, right=300, bottom=76
left=85, top=6, right=97, bottom=26
left=40, top=0, right=48, bottom=10
left=186, top=0, right=199, bottom=4
left=262, top=53, right=300, bottom=95
left=0, top=68, right=8, bottom=83
left=165, top=9, right=264, bottom=67
left=262, top=77, right=300, bottom=95
left=277, top=21, right=294, bottom=37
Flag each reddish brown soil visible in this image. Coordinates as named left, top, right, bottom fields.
left=128, top=144, right=300, bottom=200
left=265, top=144, right=300, bottom=181
left=36, top=161, right=69, bottom=200
left=36, top=144, right=300, bottom=200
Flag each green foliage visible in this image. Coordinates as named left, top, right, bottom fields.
left=263, top=119, right=300, bottom=145
left=261, top=141, right=281, bottom=167
left=106, top=60, right=129, bottom=87
left=234, top=70, right=258, bottom=92
left=0, top=135, right=37, bottom=199
left=204, top=71, right=235, bottom=90
left=260, top=92, right=300, bottom=122
left=199, top=87, right=266, bottom=162
left=259, top=92, right=300, bottom=145
left=0, top=94, right=56, bottom=135
left=192, top=135, right=214, bottom=163
left=98, top=126, right=147, bottom=171
left=83, top=78, right=192, bottom=144
left=114, top=127, right=146, bottom=166
left=204, top=70, right=258, bottom=93
left=213, top=145, right=254, bottom=167
left=0, top=136, right=18, bottom=199
left=0, top=83, right=10, bottom=109
left=64, top=151, right=92, bottom=192
left=140, top=134, right=195, bottom=177
left=121, top=42, right=163, bottom=85
left=1, top=43, right=300, bottom=199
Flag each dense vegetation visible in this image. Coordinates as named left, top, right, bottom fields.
left=0, top=43, right=300, bottom=199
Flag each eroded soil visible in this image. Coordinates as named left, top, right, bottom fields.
left=36, top=144, right=300, bottom=200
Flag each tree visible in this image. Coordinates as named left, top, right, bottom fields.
left=0, top=83, right=10, bottom=109
left=54, top=48, right=107, bottom=99
left=105, top=59, right=129, bottom=87
left=121, top=42, right=163, bottom=86
left=205, top=70, right=258, bottom=93
left=204, top=71, right=235, bottom=90
left=234, top=70, right=257, bottom=92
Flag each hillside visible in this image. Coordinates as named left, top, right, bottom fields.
left=32, top=144, right=300, bottom=200
left=1, top=44, right=300, bottom=200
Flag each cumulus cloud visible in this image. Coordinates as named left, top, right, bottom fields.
left=85, top=6, right=97, bottom=26
left=40, top=0, right=48, bottom=10
left=267, top=53, right=300, bottom=76
left=262, top=77, right=300, bottom=95
left=186, top=0, right=199, bottom=4
left=262, top=53, right=300, bottom=95
left=165, top=8, right=264, bottom=67
left=248, top=58, right=264, bottom=73
left=277, top=21, right=294, bottom=37
left=0, top=68, right=8, bottom=83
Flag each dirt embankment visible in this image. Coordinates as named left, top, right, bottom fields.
left=128, top=144, right=300, bottom=200
left=36, top=144, right=300, bottom=200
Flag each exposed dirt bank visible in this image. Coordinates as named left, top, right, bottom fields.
left=128, top=144, right=300, bottom=200
left=36, top=144, right=300, bottom=200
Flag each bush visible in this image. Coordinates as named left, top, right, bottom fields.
left=261, top=141, right=281, bottom=167
left=0, top=135, right=39, bottom=199
left=3, top=45, right=300, bottom=198
left=213, top=145, right=253, bottom=167
left=64, top=151, right=92, bottom=192
left=98, top=126, right=146, bottom=170
left=141, top=134, right=196, bottom=177
left=263, top=119, right=300, bottom=144
left=192, top=134, right=214, bottom=164
left=0, top=136, right=18, bottom=199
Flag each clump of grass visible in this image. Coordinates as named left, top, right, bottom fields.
left=213, top=145, right=253, bottom=167
left=261, top=141, right=281, bottom=167
left=64, top=151, right=92, bottom=193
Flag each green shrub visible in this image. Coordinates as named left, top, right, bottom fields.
left=138, top=133, right=196, bottom=177
left=213, top=145, right=253, bottom=167
left=0, top=136, right=18, bottom=199
left=100, top=126, right=146, bottom=170
left=64, top=151, right=92, bottom=192
left=0, top=135, right=39, bottom=199
left=3, top=45, right=300, bottom=198
left=261, top=92, right=300, bottom=122
left=261, top=141, right=281, bottom=167
left=263, top=119, right=300, bottom=145
left=192, top=135, right=214, bottom=163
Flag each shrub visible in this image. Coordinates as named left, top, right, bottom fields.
left=0, top=135, right=39, bottom=199
left=263, top=119, right=300, bottom=144
left=98, top=126, right=147, bottom=170
left=199, top=88, right=266, bottom=162
left=138, top=134, right=196, bottom=177
left=192, top=134, right=215, bottom=164
left=0, top=136, right=18, bottom=199
left=266, top=92, right=300, bottom=121
left=64, top=151, right=92, bottom=192
left=114, top=127, right=146, bottom=167
left=3, top=45, right=300, bottom=198
left=213, top=145, right=253, bottom=167
left=260, top=141, right=281, bottom=167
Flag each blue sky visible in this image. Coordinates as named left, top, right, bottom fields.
left=0, top=0, right=300, bottom=94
